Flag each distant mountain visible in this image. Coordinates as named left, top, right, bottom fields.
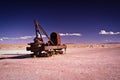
left=104, top=42, right=120, bottom=44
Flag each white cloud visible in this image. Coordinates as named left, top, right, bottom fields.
left=0, top=33, right=81, bottom=41
left=19, top=36, right=33, bottom=39
left=60, top=33, right=82, bottom=36
left=105, top=39, right=112, bottom=42
left=99, top=30, right=120, bottom=35
left=0, top=36, right=34, bottom=41
left=0, top=38, right=3, bottom=41
left=42, top=35, right=46, bottom=38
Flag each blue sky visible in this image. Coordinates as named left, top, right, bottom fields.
left=0, top=0, right=120, bottom=44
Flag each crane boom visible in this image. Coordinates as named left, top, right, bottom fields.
left=34, top=20, right=54, bottom=45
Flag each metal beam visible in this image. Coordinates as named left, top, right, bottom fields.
left=45, top=45, right=66, bottom=50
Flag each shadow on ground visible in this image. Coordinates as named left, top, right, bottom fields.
left=0, top=53, right=52, bottom=60
left=0, top=54, right=31, bottom=60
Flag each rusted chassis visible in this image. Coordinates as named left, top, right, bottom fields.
left=26, top=43, right=67, bottom=57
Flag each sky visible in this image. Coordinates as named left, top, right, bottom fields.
left=0, top=0, right=120, bottom=44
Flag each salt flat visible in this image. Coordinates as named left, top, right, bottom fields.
left=0, top=44, right=120, bottom=80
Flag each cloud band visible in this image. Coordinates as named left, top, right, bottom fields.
left=99, top=30, right=120, bottom=35
left=0, top=33, right=81, bottom=41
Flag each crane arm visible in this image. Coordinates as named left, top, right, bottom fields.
left=34, top=20, right=54, bottom=45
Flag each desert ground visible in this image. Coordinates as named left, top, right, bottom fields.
left=0, top=44, right=120, bottom=80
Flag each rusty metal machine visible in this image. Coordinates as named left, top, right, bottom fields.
left=26, top=20, right=67, bottom=57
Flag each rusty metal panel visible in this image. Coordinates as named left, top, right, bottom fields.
left=45, top=45, right=66, bottom=50
left=50, top=32, right=61, bottom=45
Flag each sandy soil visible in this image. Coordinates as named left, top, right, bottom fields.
left=0, top=44, right=120, bottom=80
left=0, top=44, right=120, bottom=50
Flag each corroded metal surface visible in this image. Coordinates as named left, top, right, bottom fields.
left=26, top=20, right=67, bottom=57
left=50, top=32, right=61, bottom=45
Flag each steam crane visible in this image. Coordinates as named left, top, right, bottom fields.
left=26, top=20, right=67, bottom=57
